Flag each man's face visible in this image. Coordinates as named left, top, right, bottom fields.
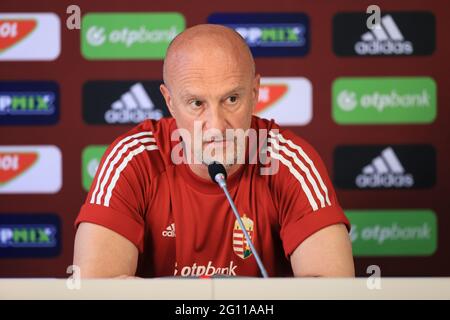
left=161, top=52, right=260, bottom=167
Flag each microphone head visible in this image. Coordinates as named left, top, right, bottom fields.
left=207, top=161, right=227, bottom=183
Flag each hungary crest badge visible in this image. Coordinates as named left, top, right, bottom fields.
left=232, top=214, right=254, bottom=259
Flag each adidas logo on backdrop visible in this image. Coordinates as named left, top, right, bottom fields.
left=355, top=15, right=413, bottom=55
left=333, top=145, right=436, bottom=190
left=105, top=82, right=163, bottom=124
left=356, top=147, right=413, bottom=188
left=332, top=12, right=435, bottom=57
left=83, top=81, right=170, bottom=125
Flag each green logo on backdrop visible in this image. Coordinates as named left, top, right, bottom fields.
left=81, top=13, right=185, bottom=59
left=82, top=145, right=107, bottom=191
left=346, top=209, right=437, bottom=256
left=332, top=77, right=436, bottom=124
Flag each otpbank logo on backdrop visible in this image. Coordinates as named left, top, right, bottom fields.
left=0, top=214, right=61, bottom=258
left=0, top=146, right=62, bottom=194
left=0, top=81, right=59, bottom=125
left=208, top=13, right=309, bottom=57
left=0, top=13, right=60, bottom=61
left=334, top=145, right=436, bottom=189
left=81, top=13, right=185, bottom=59
left=83, top=81, right=170, bottom=124
left=347, top=210, right=437, bottom=256
left=82, top=145, right=107, bottom=191
left=332, top=77, right=436, bottom=124
left=333, top=12, right=435, bottom=56
left=255, top=77, right=311, bottom=126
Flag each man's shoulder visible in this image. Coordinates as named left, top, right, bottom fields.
left=254, top=116, right=327, bottom=184
left=255, top=117, right=334, bottom=213
left=105, top=117, right=176, bottom=177
left=252, top=116, right=319, bottom=158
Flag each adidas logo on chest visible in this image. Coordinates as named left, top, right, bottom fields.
left=162, top=223, right=176, bottom=238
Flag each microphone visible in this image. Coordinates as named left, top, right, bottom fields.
left=208, top=162, right=269, bottom=278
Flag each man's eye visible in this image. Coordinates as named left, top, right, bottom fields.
left=190, top=100, right=203, bottom=108
left=226, top=95, right=238, bottom=104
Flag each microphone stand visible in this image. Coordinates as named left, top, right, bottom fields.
left=211, top=165, right=269, bottom=279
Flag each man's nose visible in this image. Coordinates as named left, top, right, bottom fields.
left=204, top=105, right=227, bottom=133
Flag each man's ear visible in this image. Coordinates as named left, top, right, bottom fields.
left=251, top=74, right=261, bottom=113
left=160, top=84, right=175, bottom=117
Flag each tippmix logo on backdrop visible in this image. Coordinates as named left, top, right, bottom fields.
left=256, top=77, right=312, bottom=126
left=83, top=81, right=170, bottom=124
left=333, top=11, right=435, bottom=56
left=208, top=13, right=309, bottom=57
left=0, top=214, right=61, bottom=258
left=0, top=145, right=62, bottom=194
left=81, top=12, right=185, bottom=59
left=0, top=81, right=59, bottom=125
left=334, top=145, right=436, bottom=189
left=332, top=77, right=436, bottom=124
left=347, top=209, right=437, bottom=257
left=82, top=145, right=107, bottom=191
left=0, top=13, right=60, bottom=60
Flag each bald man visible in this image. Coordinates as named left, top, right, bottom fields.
left=74, top=24, right=354, bottom=278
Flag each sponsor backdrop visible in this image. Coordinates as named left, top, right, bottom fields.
left=0, top=0, right=449, bottom=277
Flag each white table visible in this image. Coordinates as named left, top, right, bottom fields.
left=0, top=278, right=449, bottom=300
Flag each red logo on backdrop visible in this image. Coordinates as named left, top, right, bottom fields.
left=0, top=20, right=37, bottom=52
left=0, top=153, right=38, bottom=184
left=255, top=84, right=288, bottom=113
